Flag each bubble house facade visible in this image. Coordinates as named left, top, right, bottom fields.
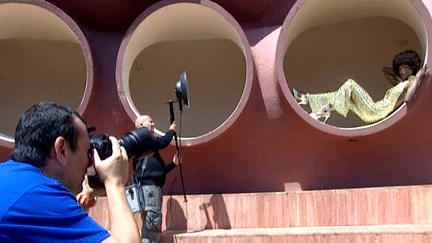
left=0, top=0, right=432, bottom=194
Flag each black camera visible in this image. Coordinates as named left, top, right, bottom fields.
left=88, top=128, right=155, bottom=190
left=90, top=127, right=154, bottom=161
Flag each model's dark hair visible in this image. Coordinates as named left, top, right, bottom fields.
left=10, top=102, right=85, bottom=168
left=393, top=50, right=422, bottom=78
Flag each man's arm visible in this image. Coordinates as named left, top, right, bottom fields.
left=151, top=130, right=175, bottom=150
left=102, top=182, right=139, bottom=243
left=95, top=137, right=140, bottom=243
left=165, top=153, right=179, bottom=174
left=151, top=121, right=177, bottom=151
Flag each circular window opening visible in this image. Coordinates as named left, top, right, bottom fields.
left=0, top=1, right=91, bottom=147
left=277, top=0, right=428, bottom=135
left=117, top=1, right=253, bottom=145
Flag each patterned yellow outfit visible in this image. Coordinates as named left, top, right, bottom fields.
left=307, top=75, right=414, bottom=123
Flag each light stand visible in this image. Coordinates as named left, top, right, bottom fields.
left=168, top=71, right=189, bottom=202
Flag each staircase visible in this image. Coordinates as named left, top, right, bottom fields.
left=89, top=185, right=432, bottom=242
left=159, top=185, right=432, bottom=242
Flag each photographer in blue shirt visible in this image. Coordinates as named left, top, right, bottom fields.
left=0, top=102, right=140, bottom=243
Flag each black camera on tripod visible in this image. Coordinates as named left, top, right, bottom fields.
left=89, top=127, right=154, bottom=161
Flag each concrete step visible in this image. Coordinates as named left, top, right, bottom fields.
left=160, top=224, right=432, bottom=243
left=89, top=184, right=432, bottom=231
left=159, top=185, right=432, bottom=231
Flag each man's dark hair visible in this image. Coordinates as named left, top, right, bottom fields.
left=10, top=102, right=85, bottom=168
left=393, top=50, right=422, bottom=77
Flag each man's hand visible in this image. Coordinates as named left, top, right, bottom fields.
left=173, top=153, right=180, bottom=165
left=76, top=174, right=107, bottom=210
left=169, top=121, right=177, bottom=133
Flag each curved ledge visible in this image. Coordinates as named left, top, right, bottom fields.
left=276, top=0, right=430, bottom=137
left=116, top=0, right=253, bottom=146
left=0, top=0, right=93, bottom=148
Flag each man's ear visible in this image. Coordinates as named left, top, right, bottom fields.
left=53, top=136, right=68, bottom=166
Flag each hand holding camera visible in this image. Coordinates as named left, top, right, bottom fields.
left=87, top=127, right=155, bottom=190
left=85, top=136, right=130, bottom=197
left=92, top=136, right=129, bottom=187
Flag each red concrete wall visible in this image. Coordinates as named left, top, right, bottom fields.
left=1, top=0, right=432, bottom=195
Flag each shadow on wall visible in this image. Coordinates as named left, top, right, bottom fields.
left=164, top=194, right=231, bottom=231
left=165, top=198, right=187, bottom=231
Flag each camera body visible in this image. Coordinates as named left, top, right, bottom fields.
left=90, top=127, right=154, bottom=161
left=89, top=134, right=112, bottom=160
left=88, top=128, right=155, bottom=189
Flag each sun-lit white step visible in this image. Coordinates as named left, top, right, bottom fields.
left=161, top=224, right=432, bottom=243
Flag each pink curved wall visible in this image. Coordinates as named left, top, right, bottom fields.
left=1, top=0, right=432, bottom=194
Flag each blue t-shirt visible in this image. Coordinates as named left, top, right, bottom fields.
left=0, top=160, right=110, bottom=242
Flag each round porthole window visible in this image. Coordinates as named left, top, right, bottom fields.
left=0, top=0, right=93, bottom=148
left=116, top=0, right=253, bottom=145
left=277, top=0, right=430, bottom=137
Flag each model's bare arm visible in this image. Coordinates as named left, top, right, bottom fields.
left=405, top=66, right=430, bottom=102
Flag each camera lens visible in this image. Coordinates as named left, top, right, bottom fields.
left=89, top=127, right=154, bottom=161
left=119, top=127, right=154, bottom=159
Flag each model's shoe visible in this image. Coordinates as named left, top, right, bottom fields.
left=293, top=89, right=308, bottom=105
left=310, top=104, right=332, bottom=123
